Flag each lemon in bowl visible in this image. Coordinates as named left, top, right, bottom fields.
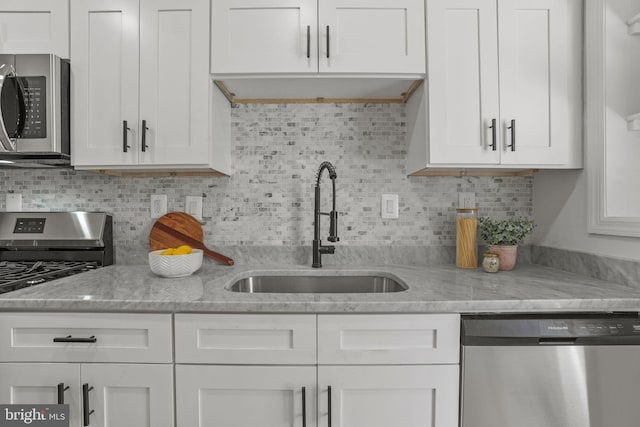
left=149, top=246, right=203, bottom=277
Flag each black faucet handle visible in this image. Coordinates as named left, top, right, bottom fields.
left=328, top=211, right=339, bottom=242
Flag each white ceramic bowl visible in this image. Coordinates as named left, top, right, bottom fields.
left=148, top=249, right=203, bottom=277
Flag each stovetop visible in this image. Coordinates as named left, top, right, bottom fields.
left=0, top=260, right=98, bottom=294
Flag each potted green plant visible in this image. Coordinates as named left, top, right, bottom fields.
left=478, top=217, right=535, bottom=271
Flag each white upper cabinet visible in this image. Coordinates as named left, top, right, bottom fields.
left=211, top=0, right=317, bottom=74
left=498, top=0, right=576, bottom=166
left=71, top=0, right=226, bottom=173
left=211, top=0, right=425, bottom=75
left=425, top=0, right=500, bottom=165
left=138, top=0, right=210, bottom=166
left=70, top=0, right=139, bottom=167
left=408, top=0, right=582, bottom=172
left=318, top=0, right=425, bottom=74
left=0, top=0, right=69, bottom=57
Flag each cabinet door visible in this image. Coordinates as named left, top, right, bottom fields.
left=0, top=363, right=81, bottom=427
left=319, top=0, right=425, bottom=74
left=81, top=364, right=174, bottom=427
left=70, top=0, right=140, bottom=167
left=498, top=0, right=575, bottom=166
left=318, top=365, right=459, bottom=427
left=211, top=0, right=317, bottom=74
left=138, top=0, right=210, bottom=166
left=426, top=0, right=501, bottom=165
left=175, top=314, right=316, bottom=365
left=318, top=314, right=460, bottom=365
left=176, top=365, right=317, bottom=427
left=0, top=0, right=69, bottom=57
left=0, top=312, right=173, bottom=363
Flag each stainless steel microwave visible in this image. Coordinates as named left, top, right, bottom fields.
left=0, top=54, right=70, bottom=167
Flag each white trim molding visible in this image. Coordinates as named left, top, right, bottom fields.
left=586, top=0, right=640, bottom=238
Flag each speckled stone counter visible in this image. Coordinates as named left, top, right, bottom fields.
left=1, top=262, right=639, bottom=313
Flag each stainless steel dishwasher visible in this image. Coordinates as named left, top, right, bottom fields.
left=461, top=313, right=640, bottom=427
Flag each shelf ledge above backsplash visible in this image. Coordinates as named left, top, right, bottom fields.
left=213, top=76, right=424, bottom=105
left=409, top=168, right=540, bottom=177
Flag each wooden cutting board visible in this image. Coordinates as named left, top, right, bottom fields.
left=149, top=212, right=234, bottom=266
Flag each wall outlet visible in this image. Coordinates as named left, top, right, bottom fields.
left=458, top=192, right=476, bottom=208
left=381, top=194, right=399, bottom=219
left=186, top=196, right=203, bottom=221
left=6, top=193, right=22, bottom=211
left=150, top=194, right=168, bottom=218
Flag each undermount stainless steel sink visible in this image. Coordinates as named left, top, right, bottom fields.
left=227, top=275, right=408, bottom=293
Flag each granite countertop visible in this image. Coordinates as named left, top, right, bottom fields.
left=1, top=262, right=640, bottom=313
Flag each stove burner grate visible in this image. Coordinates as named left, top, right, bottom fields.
left=0, top=260, right=98, bottom=294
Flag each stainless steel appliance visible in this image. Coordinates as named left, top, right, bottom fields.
left=461, top=314, right=640, bottom=427
left=0, top=212, right=113, bottom=294
left=0, top=54, right=70, bottom=167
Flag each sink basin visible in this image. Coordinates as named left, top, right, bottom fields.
left=227, top=275, right=408, bottom=293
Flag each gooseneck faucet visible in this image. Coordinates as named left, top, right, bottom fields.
left=312, top=161, right=339, bottom=268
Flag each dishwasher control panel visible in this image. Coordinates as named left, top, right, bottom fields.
left=541, top=318, right=640, bottom=337
left=462, top=314, right=640, bottom=345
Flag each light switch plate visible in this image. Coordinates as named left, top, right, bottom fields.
left=186, top=196, right=203, bottom=221
left=6, top=193, right=22, bottom=211
left=381, top=194, right=399, bottom=219
left=458, top=192, right=476, bottom=208
left=150, top=194, right=168, bottom=218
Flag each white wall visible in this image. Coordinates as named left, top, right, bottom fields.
left=533, top=169, right=640, bottom=262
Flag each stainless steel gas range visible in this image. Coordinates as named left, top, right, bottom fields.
left=0, top=212, right=113, bottom=294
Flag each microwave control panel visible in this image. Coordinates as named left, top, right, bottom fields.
left=19, top=76, right=47, bottom=139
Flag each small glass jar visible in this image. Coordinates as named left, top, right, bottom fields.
left=456, top=208, right=478, bottom=269
left=482, top=253, right=500, bottom=273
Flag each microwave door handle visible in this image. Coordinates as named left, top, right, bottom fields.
left=0, top=63, right=19, bottom=152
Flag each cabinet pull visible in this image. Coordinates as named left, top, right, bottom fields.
left=53, top=335, right=97, bottom=343
left=82, top=383, right=95, bottom=426
left=123, top=120, right=131, bottom=153
left=326, top=26, right=330, bottom=58
left=327, top=386, right=332, bottom=427
left=489, top=118, right=497, bottom=151
left=306, top=26, right=311, bottom=59
left=141, top=119, right=149, bottom=152
left=302, top=387, right=307, bottom=427
left=507, top=119, right=516, bottom=151
left=57, top=383, right=69, bottom=405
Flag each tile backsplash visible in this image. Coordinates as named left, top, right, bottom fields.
left=1, top=103, right=533, bottom=261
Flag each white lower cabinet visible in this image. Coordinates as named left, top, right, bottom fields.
left=0, top=364, right=81, bottom=426
left=319, top=365, right=459, bottom=427
left=0, top=363, right=173, bottom=427
left=0, top=312, right=174, bottom=427
left=175, top=313, right=460, bottom=427
left=176, top=365, right=317, bottom=427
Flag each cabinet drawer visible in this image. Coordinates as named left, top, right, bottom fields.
left=318, top=314, right=460, bottom=364
left=0, top=313, right=172, bottom=363
left=175, top=314, right=316, bottom=364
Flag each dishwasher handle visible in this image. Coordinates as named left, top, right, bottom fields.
left=538, top=337, right=577, bottom=345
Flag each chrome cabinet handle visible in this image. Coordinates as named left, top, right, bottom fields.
left=57, top=383, right=69, bottom=405
left=302, top=387, right=307, bottom=427
left=327, top=386, right=332, bottom=427
left=82, top=383, right=94, bottom=426
left=53, top=335, right=97, bottom=343
left=489, top=118, right=497, bottom=151
left=507, top=119, right=516, bottom=151
left=122, top=120, right=131, bottom=152
left=0, top=63, right=22, bottom=152
left=306, top=26, right=311, bottom=59
left=141, top=119, right=149, bottom=152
